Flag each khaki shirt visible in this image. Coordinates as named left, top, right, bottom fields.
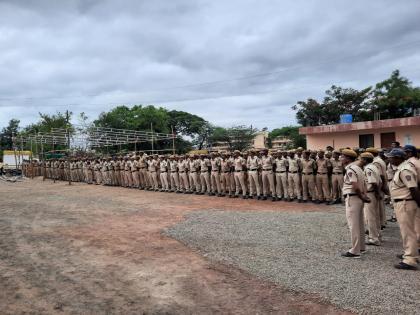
left=406, top=157, right=420, bottom=184
left=342, top=162, right=366, bottom=195
left=234, top=157, right=245, bottom=171
left=390, top=161, right=418, bottom=200
left=301, top=158, right=316, bottom=174
left=316, top=158, right=331, bottom=174
left=386, top=163, right=397, bottom=181
left=200, top=159, right=211, bottom=172
left=373, top=156, right=386, bottom=178
left=288, top=158, right=300, bottom=173
left=221, top=159, right=231, bottom=172
left=247, top=156, right=260, bottom=171
left=210, top=157, right=221, bottom=172
left=169, top=160, right=178, bottom=172
left=160, top=160, right=168, bottom=172
left=331, top=159, right=344, bottom=174
left=261, top=156, right=273, bottom=170
left=364, top=163, right=381, bottom=192
left=178, top=160, right=188, bottom=172
left=139, top=157, right=147, bottom=168
left=148, top=160, right=158, bottom=172
left=189, top=159, right=199, bottom=172
left=274, top=157, right=288, bottom=172
left=130, top=160, right=138, bottom=171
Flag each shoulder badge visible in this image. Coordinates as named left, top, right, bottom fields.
left=406, top=175, right=412, bottom=181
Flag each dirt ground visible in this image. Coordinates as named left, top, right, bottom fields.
left=0, top=177, right=352, bottom=315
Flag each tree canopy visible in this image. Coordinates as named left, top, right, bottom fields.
left=292, top=70, right=420, bottom=126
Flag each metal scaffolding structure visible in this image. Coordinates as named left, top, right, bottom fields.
left=14, top=125, right=176, bottom=156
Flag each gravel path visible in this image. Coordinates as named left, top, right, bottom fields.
left=166, top=207, right=420, bottom=315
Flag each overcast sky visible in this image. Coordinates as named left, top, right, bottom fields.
left=1, top=0, right=420, bottom=130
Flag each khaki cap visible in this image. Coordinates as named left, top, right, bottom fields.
left=365, top=147, right=378, bottom=154
left=341, top=149, right=358, bottom=158
left=360, top=152, right=374, bottom=159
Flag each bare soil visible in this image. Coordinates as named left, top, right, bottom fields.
left=0, top=178, right=351, bottom=315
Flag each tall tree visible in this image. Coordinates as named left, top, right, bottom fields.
left=268, top=126, right=306, bottom=149
left=0, top=119, right=20, bottom=153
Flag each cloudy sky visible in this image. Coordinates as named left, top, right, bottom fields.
left=1, top=0, right=420, bottom=130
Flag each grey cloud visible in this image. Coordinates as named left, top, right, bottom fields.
left=1, top=0, right=420, bottom=130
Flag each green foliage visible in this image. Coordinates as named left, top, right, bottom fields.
left=210, top=125, right=256, bottom=151
left=268, top=126, right=306, bottom=149
left=0, top=119, right=21, bottom=159
left=24, top=111, right=73, bottom=134
left=293, top=70, right=420, bottom=126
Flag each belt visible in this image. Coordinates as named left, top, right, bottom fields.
left=276, top=171, right=286, bottom=173
left=201, top=171, right=208, bottom=173
left=393, top=198, right=414, bottom=203
left=263, top=169, right=272, bottom=171
left=235, top=170, right=243, bottom=172
left=223, top=171, right=230, bottom=173
left=249, top=168, right=257, bottom=171
left=343, top=193, right=357, bottom=198
left=333, top=172, right=343, bottom=175
left=367, top=190, right=375, bottom=193
left=171, top=171, right=177, bottom=173
left=161, top=171, right=167, bottom=173
left=317, top=172, right=327, bottom=175
left=211, top=170, right=220, bottom=172
left=179, top=171, right=185, bottom=173
left=289, top=171, right=297, bottom=174
left=190, top=171, right=196, bottom=173
left=302, top=172, right=312, bottom=175
left=140, top=167, right=146, bottom=169
left=131, top=171, right=137, bottom=173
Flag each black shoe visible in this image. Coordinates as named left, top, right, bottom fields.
left=327, top=201, right=335, bottom=205
left=302, top=200, right=307, bottom=203
left=217, top=194, right=223, bottom=197
left=297, top=199, right=302, bottom=203
left=394, top=262, right=418, bottom=270
left=365, top=241, right=380, bottom=246
left=288, top=198, right=293, bottom=202
left=387, top=217, right=397, bottom=223
left=242, top=195, right=248, bottom=199
left=233, top=195, right=239, bottom=198
left=335, top=198, right=342, bottom=204
left=381, top=225, right=386, bottom=230
left=271, top=197, right=276, bottom=202
left=341, top=251, right=361, bottom=259
left=365, top=230, right=369, bottom=235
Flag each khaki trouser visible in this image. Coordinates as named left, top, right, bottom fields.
left=150, top=171, right=158, bottom=189
left=262, top=170, right=275, bottom=197
left=302, top=174, right=315, bottom=201
left=131, top=171, right=139, bottom=188
left=234, top=171, right=247, bottom=196
left=331, top=174, right=343, bottom=200
left=211, top=171, right=221, bottom=194
left=139, top=168, right=148, bottom=188
left=124, top=170, right=132, bottom=187
left=230, top=173, right=236, bottom=193
left=221, top=172, right=231, bottom=195
left=86, top=170, right=93, bottom=184
left=379, top=193, right=386, bottom=226
left=288, top=172, right=301, bottom=199
left=364, top=192, right=380, bottom=244
left=345, top=195, right=365, bottom=255
left=316, top=174, right=330, bottom=201
left=200, top=172, right=211, bottom=193
left=179, top=171, right=190, bottom=192
left=275, top=172, right=288, bottom=198
left=95, top=171, right=102, bottom=184
left=248, top=170, right=260, bottom=196
left=170, top=172, right=180, bottom=191
left=189, top=171, right=200, bottom=192
left=160, top=172, right=169, bottom=190
left=416, top=211, right=420, bottom=249
left=394, top=200, right=419, bottom=266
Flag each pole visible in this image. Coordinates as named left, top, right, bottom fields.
left=171, top=125, right=176, bottom=155
left=12, top=133, right=18, bottom=175
left=20, top=136, right=24, bottom=174
left=151, top=123, right=154, bottom=154
left=68, top=157, right=71, bottom=186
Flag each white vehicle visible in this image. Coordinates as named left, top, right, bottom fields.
left=2, top=150, right=32, bottom=170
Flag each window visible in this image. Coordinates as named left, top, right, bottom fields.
left=359, top=134, right=374, bottom=148
left=380, top=132, right=396, bottom=148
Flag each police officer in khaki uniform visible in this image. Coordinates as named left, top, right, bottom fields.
left=329, top=150, right=344, bottom=204
left=178, top=155, right=190, bottom=193
left=220, top=152, right=232, bottom=197
left=387, top=148, right=420, bottom=270
left=261, top=149, right=275, bottom=201
left=341, top=149, right=370, bottom=258
left=287, top=150, right=301, bottom=202
left=363, top=152, right=382, bottom=246
left=301, top=150, right=316, bottom=203
left=274, top=150, right=288, bottom=201
left=199, top=154, right=211, bottom=195
left=210, top=152, right=222, bottom=196
left=247, top=149, right=261, bottom=199
left=233, top=150, right=247, bottom=199
left=315, top=150, right=332, bottom=204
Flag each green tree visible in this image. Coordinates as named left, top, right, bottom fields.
left=210, top=125, right=256, bottom=151
left=368, top=70, right=420, bottom=119
left=0, top=119, right=21, bottom=158
left=268, top=126, right=306, bottom=149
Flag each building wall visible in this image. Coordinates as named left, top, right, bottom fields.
left=306, top=125, right=420, bottom=150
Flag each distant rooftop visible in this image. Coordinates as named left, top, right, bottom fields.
left=299, top=116, right=420, bottom=135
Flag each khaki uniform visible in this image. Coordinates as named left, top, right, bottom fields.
left=210, top=157, right=222, bottom=194
left=94, top=162, right=102, bottom=184
left=234, top=157, right=247, bottom=196
left=390, top=161, right=419, bottom=266
left=261, top=155, right=275, bottom=197
left=220, top=158, right=232, bottom=196
left=343, top=162, right=366, bottom=255
left=200, top=158, right=211, bottom=193
left=247, top=156, right=261, bottom=196
left=159, top=159, right=169, bottom=191
left=124, top=160, right=132, bottom=187
left=148, top=159, right=159, bottom=190
left=138, top=157, right=148, bottom=188
left=169, top=160, right=180, bottom=191
left=364, top=163, right=381, bottom=244
left=406, top=157, right=420, bottom=250
left=274, top=157, right=288, bottom=199
left=316, top=158, right=331, bottom=202
left=288, top=158, right=301, bottom=200
left=178, top=160, right=190, bottom=192
left=301, top=158, right=316, bottom=201
left=331, top=158, right=344, bottom=201
left=373, top=156, right=387, bottom=226
left=189, top=159, right=200, bottom=193
left=131, top=160, right=140, bottom=188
